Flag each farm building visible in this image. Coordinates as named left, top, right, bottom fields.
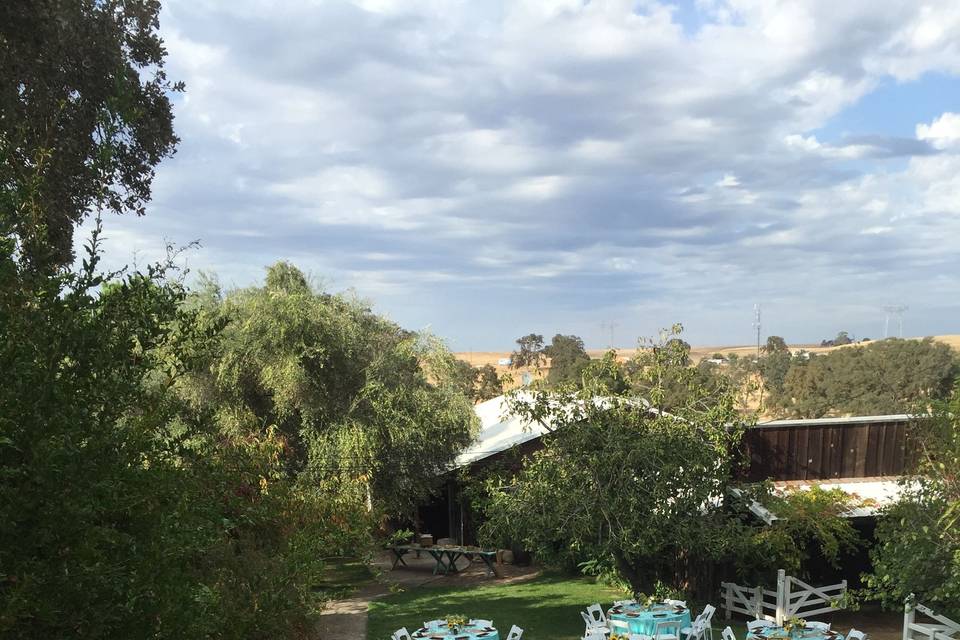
left=417, top=395, right=914, bottom=582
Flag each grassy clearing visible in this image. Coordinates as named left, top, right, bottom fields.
left=312, top=557, right=376, bottom=600
left=368, top=574, right=621, bottom=640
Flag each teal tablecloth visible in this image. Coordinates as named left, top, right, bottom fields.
left=412, top=622, right=500, bottom=640
left=747, top=627, right=843, bottom=640
left=607, top=602, right=692, bottom=636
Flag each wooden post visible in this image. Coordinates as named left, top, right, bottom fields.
left=755, top=585, right=764, bottom=620
left=904, top=597, right=915, bottom=640
left=776, top=570, right=786, bottom=625
left=724, top=583, right=733, bottom=621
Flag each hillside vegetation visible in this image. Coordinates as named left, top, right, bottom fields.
left=457, top=334, right=960, bottom=419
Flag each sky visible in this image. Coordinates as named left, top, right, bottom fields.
left=87, top=0, right=960, bottom=351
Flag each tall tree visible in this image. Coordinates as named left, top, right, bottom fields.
left=764, top=336, right=789, bottom=354
left=483, top=326, right=745, bottom=595
left=182, top=263, right=478, bottom=519
left=544, top=333, right=591, bottom=386
left=0, top=0, right=181, bottom=270
left=511, top=333, right=545, bottom=368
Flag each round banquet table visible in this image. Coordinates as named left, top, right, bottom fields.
left=607, top=602, right=692, bottom=636
left=412, top=622, right=500, bottom=640
left=747, top=626, right=844, bottom=640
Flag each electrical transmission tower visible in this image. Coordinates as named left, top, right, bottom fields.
left=753, top=304, right=762, bottom=359
left=883, top=305, right=908, bottom=338
left=600, top=321, right=619, bottom=349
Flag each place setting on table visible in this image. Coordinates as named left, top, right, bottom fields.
left=410, top=615, right=500, bottom=640
left=747, top=618, right=843, bottom=640
left=607, top=597, right=691, bottom=636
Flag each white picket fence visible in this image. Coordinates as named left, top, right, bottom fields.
left=903, top=598, right=960, bottom=640
left=721, top=570, right=847, bottom=625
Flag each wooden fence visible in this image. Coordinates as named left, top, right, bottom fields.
left=721, top=570, right=847, bottom=625
left=903, top=599, right=960, bottom=640
left=743, top=416, right=913, bottom=481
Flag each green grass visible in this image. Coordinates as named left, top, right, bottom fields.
left=367, top=574, right=622, bottom=640
left=312, top=557, right=376, bottom=600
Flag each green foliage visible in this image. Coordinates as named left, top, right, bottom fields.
left=865, top=389, right=960, bottom=612
left=772, top=338, right=958, bottom=417
left=627, top=330, right=732, bottom=413
left=0, top=0, right=181, bottom=270
left=476, top=364, right=506, bottom=401
left=544, top=334, right=591, bottom=386
left=179, top=263, right=478, bottom=519
left=451, top=360, right=504, bottom=402
left=730, top=485, right=862, bottom=584
left=0, top=230, right=332, bottom=638
left=482, top=326, right=746, bottom=595
left=511, top=333, right=546, bottom=368
left=764, top=336, right=790, bottom=354
left=760, top=350, right=794, bottom=398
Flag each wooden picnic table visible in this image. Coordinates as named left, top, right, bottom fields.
left=386, top=544, right=498, bottom=576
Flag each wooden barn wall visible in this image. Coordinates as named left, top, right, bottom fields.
left=742, top=419, right=914, bottom=481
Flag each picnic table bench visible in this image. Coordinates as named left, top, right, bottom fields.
left=386, top=544, right=498, bottom=576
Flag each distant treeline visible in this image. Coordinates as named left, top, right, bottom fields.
left=505, top=331, right=958, bottom=419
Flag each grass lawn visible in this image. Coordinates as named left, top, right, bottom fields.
left=312, top=557, right=376, bottom=600
left=367, top=574, right=622, bottom=640
left=366, top=573, right=900, bottom=640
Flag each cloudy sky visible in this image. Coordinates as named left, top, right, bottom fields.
left=91, top=0, right=960, bottom=350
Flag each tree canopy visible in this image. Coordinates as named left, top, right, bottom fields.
left=483, top=329, right=745, bottom=595
left=772, top=338, right=958, bottom=417
left=478, top=327, right=861, bottom=598
left=180, top=263, right=478, bottom=519
left=511, top=333, right=546, bottom=368
left=544, top=333, right=591, bottom=386
left=865, top=391, right=960, bottom=612
left=0, top=0, right=181, bottom=270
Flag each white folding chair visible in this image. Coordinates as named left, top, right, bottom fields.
left=701, top=605, right=717, bottom=640
left=587, top=603, right=608, bottom=626
left=393, top=628, right=413, bottom=640
left=582, top=611, right=610, bottom=637
left=722, top=627, right=737, bottom=640
left=655, top=619, right=682, bottom=640
left=806, top=622, right=831, bottom=632
left=747, top=621, right=774, bottom=633
left=471, top=619, right=494, bottom=628
left=664, top=599, right=688, bottom=609
left=615, top=599, right=638, bottom=607
left=424, top=620, right=444, bottom=629
left=506, top=625, right=524, bottom=640
left=584, top=631, right=609, bottom=640
left=846, top=629, right=866, bottom=640
left=682, top=617, right=707, bottom=640
left=611, top=619, right=633, bottom=635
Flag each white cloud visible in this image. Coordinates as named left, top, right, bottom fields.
left=90, top=0, right=960, bottom=347
left=916, top=112, right=960, bottom=149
